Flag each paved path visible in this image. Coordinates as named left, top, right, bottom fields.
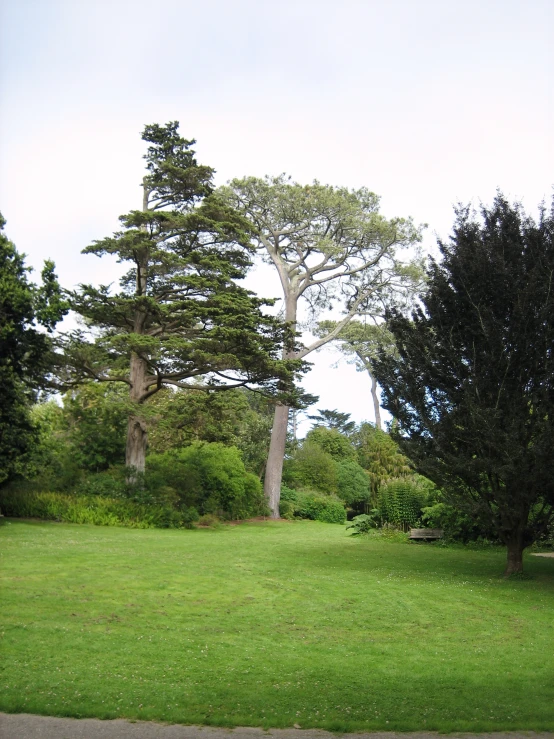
left=0, top=714, right=552, bottom=739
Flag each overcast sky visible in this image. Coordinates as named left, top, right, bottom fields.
left=1, top=0, right=552, bottom=431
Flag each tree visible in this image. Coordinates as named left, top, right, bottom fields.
left=353, top=423, right=411, bottom=502
left=62, top=383, right=128, bottom=471
left=286, top=442, right=338, bottom=494
left=304, top=426, right=356, bottom=460
left=222, top=176, right=423, bottom=516
left=307, top=408, right=356, bottom=434
left=373, top=194, right=554, bottom=574
left=62, top=124, right=302, bottom=476
left=147, top=386, right=275, bottom=477
left=0, top=215, right=68, bottom=483
left=316, top=320, right=397, bottom=429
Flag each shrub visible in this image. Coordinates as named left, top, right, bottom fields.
left=280, top=486, right=346, bottom=524
left=197, top=513, right=222, bottom=528
left=304, top=427, right=356, bottom=460
left=76, top=470, right=127, bottom=498
left=354, top=424, right=412, bottom=498
left=420, top=501, right=498, bottom=543
left=0, top=489, right=198, bottom=529
left=287, top=442, right=337, bottom=494
left=146, top=443, right=265, bottom=520
left=335, top=459, right=370, bottom=506
left=279, top=500, right=295, bottom=520
left=346, top=511, right=381, bottom=535
left=378, top=478, right=425, bottom=531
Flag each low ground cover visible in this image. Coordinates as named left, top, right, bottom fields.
left=0, top=519, right=553, bottom=731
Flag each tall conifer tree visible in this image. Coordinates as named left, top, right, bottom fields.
left=63, top=124, right=301, bottom=474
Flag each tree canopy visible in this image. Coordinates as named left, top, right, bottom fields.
left=221, top=175, right=423, bottom=515
left=307, top=408, right=356, bottom=435
left=61, top=124, right=303, bottom=474
left=0, top=215, right=67, bottom=483
left=373, top=194, right=554, bottom=574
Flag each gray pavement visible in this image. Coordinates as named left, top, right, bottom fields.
left=0, top=715, right=552, bottom=739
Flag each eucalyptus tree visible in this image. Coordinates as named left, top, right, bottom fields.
left=373, top=194, right=554, bottom=574
left=62, top=125, right=301, bottom=475
left=222, top=176, right=423, bottom=516
left=316, top=320, right=397, bottom=430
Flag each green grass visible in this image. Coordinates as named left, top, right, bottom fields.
left=1, top=519, right=553, bottom=732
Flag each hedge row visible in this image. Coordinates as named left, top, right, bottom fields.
left=0, top=489, right=198, bottom=529
left=279, top=487, right=346, bottom=524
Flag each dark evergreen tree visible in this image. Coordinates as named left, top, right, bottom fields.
left=373, top=195, right=554, bottom=574
left=0, top=215, right=68, bottom=483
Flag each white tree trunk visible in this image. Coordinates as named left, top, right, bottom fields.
left=369, top=369, right=382, bottom=430
left=263, top=289, right=296, bottom=518
left=264, top=403, right=290, bottom=518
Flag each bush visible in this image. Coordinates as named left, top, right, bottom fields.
left=304, top=427, right=356, bottom=460
left=286, top=442, right=337, bottom=494
left=335, top=459, right=370, bottom=506
left=197, top=513, right=222, bottom=528
left=346, top=511, right=381, bottom=535
left=280, top=486, right=346, bottom=524
left=146, top=442, right=265, bottom=520
left=279, top=499, right=295, bottom=520
left=420, top=500, right=499, bottom=543
left=378, top=478, right=425, bottom=531
left=0, top=488, right=199, bottom=529
left=76, top=470, right=128, bottom=498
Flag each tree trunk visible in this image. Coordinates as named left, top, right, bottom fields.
left=125, top=187, right=151, bottom=481
left=505, top=537, right=524, bottom=575
left=368, top=368, right=382, bottom=430
left=264, top=403, right=289, bottom=518
left=263, top=288, right=297, bottom=518
left=125, top=351, right=149, bottom=478
left=126, top=416, right=148, bottom=475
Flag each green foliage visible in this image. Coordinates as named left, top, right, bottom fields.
left=197, top=513, right=222, bottom=528
left=0, top=489, right=197, bottom=529
left=62, top=383, right=128, bottom=471
left=7, top=387, right=128, bottom=490
left=304, top=426, right=356, bottom=460
left=374, top=194, right=554, bottom=571
left=421, top=501, right=497, bottom=544
left=147, top=387, right=273, bottom=476
left=61, top=123, right=304, bottom=472
left=75, top=470, right=128, bottom=499
left=285, top=442, right=337, bottom=494
left=354, top=423, right=411, bottom=498
left=346, top=512, right=380, bottom=535
left=278, top=499, right=296, bottom=520
left=146, top=443, right=265, bottom=520
left=378, top=478, right=425, bottom=530
left=335, top=459, right=371, bottom=506
left=307, top=409, right=356, bottom=435
left=0, top=215, right=68, bottom=483
left=280, top=486, right=346, bottom=524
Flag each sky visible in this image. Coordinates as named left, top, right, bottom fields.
left=1, top=0, right=552, bottom=433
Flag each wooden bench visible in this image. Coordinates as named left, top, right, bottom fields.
left=409, top=528, right=443, bottom=540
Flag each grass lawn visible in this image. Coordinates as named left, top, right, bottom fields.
left=0, top=519, right=553, bottom=732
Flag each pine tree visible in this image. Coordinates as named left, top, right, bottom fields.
left=62, top=124, right=302, bottom=474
